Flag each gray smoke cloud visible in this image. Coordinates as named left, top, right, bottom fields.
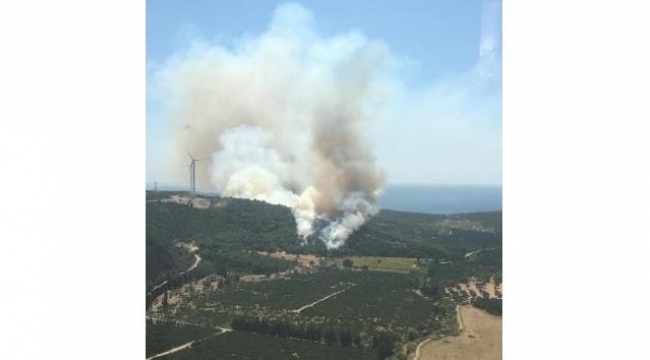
left=151, top=3, right=389, bottom=248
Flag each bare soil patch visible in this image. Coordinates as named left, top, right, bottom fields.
left=239, top=269, right=293, bottom=283
left=448, top=277, right=502, bottom=301
left=161, top=195, right=191, bottom=206
left=416, top=305, right=501, bottom=360
left=150, top=275, right=220, bottom=312
left=176, top=240, right=199, bottom=253
left=161, top=195, right=211, bottom=209
left=190, top=197, right=210, bottom=209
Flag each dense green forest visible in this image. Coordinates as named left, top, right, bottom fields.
left=339, top=209, right=502, bottom=259
left=471, top=298, right=503, bottom=316
left=146, top=196, right=313, bottom=252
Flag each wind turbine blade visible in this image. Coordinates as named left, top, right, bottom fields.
left=185, top=147, right=196, bottom=161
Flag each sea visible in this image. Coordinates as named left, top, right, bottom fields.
left=378, top=184, right=502, bottom=215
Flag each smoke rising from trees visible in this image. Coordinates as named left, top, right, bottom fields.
left=151, top=3, right=391, bottom=247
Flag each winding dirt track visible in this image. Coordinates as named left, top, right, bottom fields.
left=149, top=242, right=201, bottom=295
left=456, top=305, right=464, bottom=332
left=183, top=254, right=201, bottom=274
left=413, top=305, right=462, bottom=360
left=413, top=338, right=433, bottom=360
left=146, top=241, right=209, bottom=359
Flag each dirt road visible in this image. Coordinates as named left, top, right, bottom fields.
left=148, top=280, right=168, bottom=295
left=464, top=247, right=498, bottom=259
left=291, top=285, right=354, bottom=313
left=455, top=305, right=463, bottom=331
left=146, top=339, right=197, bottom=360
left=413, top=338, right=433, bottom=360
left=183, top=254, right=201, bottom=274
left=148, top=242, right=200, bottom=296
left=145, top=328, right=231, bottom=360
left=146, top=319, right=232, bottom=360
left=413, top=305, right=463, bottom=360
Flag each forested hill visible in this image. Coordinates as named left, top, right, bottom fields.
left=146, top=192, right=319, bottom=292
left=146, top=191, right=501, bottom=287
left=340, top=209, right=501, bottom=259
left=147, top=191, right=501, bottom=255
left=146, top=194, right=307, bottom=252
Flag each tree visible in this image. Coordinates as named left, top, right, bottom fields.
left=373, top=330, right=399, bottom=359
left=340, top=329, right=353, bottom=347
left=162, top=290, right=169, bottom=310
left=427, top=262, right=437, bottom=277
left=411, top=276, right=421, bottom=290
left=421, top=282, right=440, bottom=298
left=353, top=332, right=362, bottom=347
left=306, top=323, right=321, bottom=341
left=323, top=326, right=338, bottom=345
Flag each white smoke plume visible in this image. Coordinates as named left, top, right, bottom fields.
left=151, top=3, right=390, bottom=248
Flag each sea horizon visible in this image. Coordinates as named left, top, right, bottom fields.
left=378, top=183, right=502, bottom=215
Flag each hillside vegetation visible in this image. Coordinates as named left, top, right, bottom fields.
left=146, top=191, right=502, bottom=360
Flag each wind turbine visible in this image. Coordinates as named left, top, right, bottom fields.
left=187, top=151, right=206, bottom=196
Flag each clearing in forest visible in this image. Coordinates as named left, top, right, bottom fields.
left=257, top=251, right=321, bottom=268
left=323, top=256, right=423, bottom=273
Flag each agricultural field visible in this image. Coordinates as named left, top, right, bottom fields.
left=152, top=268, right=459, bottom=359
left=146, top=320, right=216, bottom=358
left=159, top=331, right=377, bottom=360
left=201, top=269, right=354, bottom=311
left=300, top=271, right=446, bottom=334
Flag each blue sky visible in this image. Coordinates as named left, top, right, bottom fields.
left=147, top=0, right=501, bottom=185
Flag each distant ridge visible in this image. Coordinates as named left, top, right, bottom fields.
left=145, top=183, right=502, bottom=215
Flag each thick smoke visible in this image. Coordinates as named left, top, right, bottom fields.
left=152, top=3, right=389, bottom=248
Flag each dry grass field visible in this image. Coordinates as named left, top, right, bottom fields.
left=257, top=251, right=320, bottom=268
left=323, top=256, right=422, bottom=273
left=417, top=305, right=502, bottom=360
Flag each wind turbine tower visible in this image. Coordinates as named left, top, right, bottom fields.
left=187, top=152, right=204, bottom=196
